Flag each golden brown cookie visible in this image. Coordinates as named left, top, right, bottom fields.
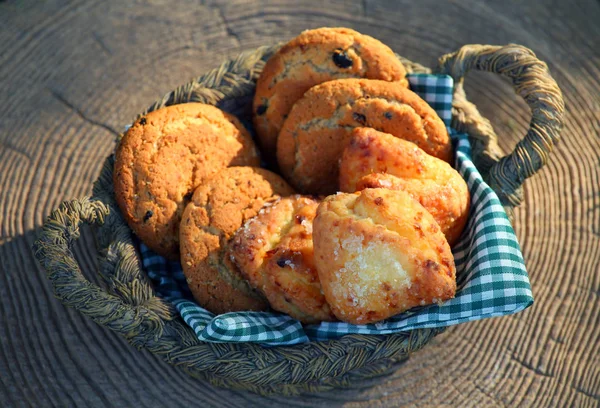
left=253, top=27, right=408, bottom=162
left=313, top=188, right=456, bottom=324
left=340, top=128, right=470, bottom=246
left=276, top=78, right=452, bottom=194
left=114, top=103, right=260, bottom=259
left=180, top=167, right=295, bottom=314
left=229, top=195, right=336, bottom=324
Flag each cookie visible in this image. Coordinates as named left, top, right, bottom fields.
left=113, top=103, right=260, bottom=259
left=276, top=78, right=452, bottom=194
left=313, top=188, right=456, bottom=324
left=229, top=195, right=336, bottom=324
left=180, top=166, right=295, bottom=314
left=253, top=27, right=408, bottom=162
left=340, top=128, right=470, bottom=246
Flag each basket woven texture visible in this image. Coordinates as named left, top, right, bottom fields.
left=33, top=43, right=564, bottom=395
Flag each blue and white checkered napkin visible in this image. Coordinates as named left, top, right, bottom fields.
left=140, top=74, right=533, bottom=346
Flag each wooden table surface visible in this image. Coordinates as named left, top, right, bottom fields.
left=1, top=0, right=599, bottom=406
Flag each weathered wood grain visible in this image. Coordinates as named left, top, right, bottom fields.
left=0, top=0, right=598, bottom=406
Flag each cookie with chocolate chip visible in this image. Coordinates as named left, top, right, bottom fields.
left=113, top=103, right=260, bottom=259
left=253, top=27, right=408, bottom=163
left=276, top=78, right=452, bottom=194
left=179, top=167, right=295, bottom=314
left=229, top=195, right=336, bottom=323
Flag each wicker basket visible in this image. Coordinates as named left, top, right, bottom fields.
left=33, top=43, right=563, bottom=396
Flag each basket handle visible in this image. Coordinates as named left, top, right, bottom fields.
left=436, top=44, right=565, bottom=208
left=33, top=198, right=173, bottom=341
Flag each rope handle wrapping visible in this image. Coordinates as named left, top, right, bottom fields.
left=32, top=198, right=181, bottom=346
left=32, top=43, right=563, bottom=393
left=436, top=44, right=565, bottom=209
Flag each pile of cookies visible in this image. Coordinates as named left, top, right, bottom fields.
left=113, top=27, right=470, bottom=325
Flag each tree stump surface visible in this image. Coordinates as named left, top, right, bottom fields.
left=0, top=0, right=598, bottom=406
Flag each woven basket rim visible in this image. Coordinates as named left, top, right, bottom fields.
left=34, top=41, right=564, bottom=394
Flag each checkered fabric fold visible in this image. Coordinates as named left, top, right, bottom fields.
left=138, top=74, right=533, bottom=346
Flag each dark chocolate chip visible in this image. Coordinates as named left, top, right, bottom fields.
left=143, top=210, right=153, bottom=222
left=276, top=258, right=288, bottom=268
left=352, top=112, right=367, bottom=125
left=256, top=104, right=267, bottom=115
left=384, top=112, right=392, bottom=119
left=332, top=49, right=353, bottom=68
left=139, top=117, right=147, bottom=125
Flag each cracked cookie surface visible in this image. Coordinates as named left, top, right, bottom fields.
left=276, top=78, right=452, bottom=195
left=113, top=103, right=260, bottom=259
left=253, top=27, right=408, bottom=163
left=180, top=166, right=295, bottom=314
left=313, top=188, right=456, bottom=324
left=229, top=195, right=336, bottom=324
left=340, top=128, right=470, bottom=246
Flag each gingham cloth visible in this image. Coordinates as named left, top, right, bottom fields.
left=140, top=74, right=533, bottom=346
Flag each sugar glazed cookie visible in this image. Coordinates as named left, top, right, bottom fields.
left=114, top=103, right=260, bottom=259
left=340, top=128, right=470, bottom=246
left=180, top=167, right=295, bottom=314
left=276, top=78, right=452, bottom=194
left=253, top=27, right=408, bottom=162
left=313, top=188, right=456, bottom=324
left=229, top=195, right=336, bottom=324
